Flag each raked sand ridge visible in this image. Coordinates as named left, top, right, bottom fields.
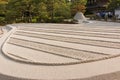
left=0, top=21, right=120, bottom=80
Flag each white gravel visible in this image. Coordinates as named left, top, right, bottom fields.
left=1, top=21, right=120, bottom=80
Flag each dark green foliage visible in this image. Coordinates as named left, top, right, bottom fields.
left=108, top=0, right=120, bottom=10
left=0, top=0, right=87, bottom=24
left=0, top=17, right=6, bottom=25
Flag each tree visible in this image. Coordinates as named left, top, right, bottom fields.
left=0, top=0, right=87, bottom=24
left=46, top=0, right=55, bottom=21
left=0, top=0, right=8, bottom=24
left=108, top=0, right=120, bottom=10
left=0, top=0, right=8, bottom=4
left=46, top=0, right=71, bottom=22
left=6, top=0, right=36, bottom=23
left=35, top=2, right=48, bottom=22
left=0, top=0, right=7, bottom=16
left=71, top=0, right=87, bottom=16
left=54, top=0, right=71, bottom=19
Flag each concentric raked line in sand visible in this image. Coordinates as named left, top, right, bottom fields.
left=11, top=34, right=120, bottom=55
left=3, top=31, right=120, bottom=65
left=6, top=37, right=108, bottom=65
left=19, top=27, right=120, bottom=36
left=14, top=31, right=120, bottom=49
left=5, top=43, right=79, bottom=64
left=5, top=25, right=120, bottom=65
left=18, top=28, right=120, bottom=39
left=1, top=24, right=120, bottom=80
left=16, top=30, right=120, bottom=42
left=20, top=27, right=120, bottom=35
left=3, top=24, right=120, bottom=66
left=19, top=25, right=120, bottom=32
left=19, top=27, right=120, bottom=33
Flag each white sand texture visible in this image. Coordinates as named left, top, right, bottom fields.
left=0, top=21, right=120, bottom=80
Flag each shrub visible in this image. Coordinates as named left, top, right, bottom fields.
left=0, top=17, right=6, bottom=25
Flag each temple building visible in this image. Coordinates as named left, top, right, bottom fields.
left=87, top=0, right=109, bottom=13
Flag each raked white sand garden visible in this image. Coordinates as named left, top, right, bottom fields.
left=0, top=21, right=120, bottom=80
